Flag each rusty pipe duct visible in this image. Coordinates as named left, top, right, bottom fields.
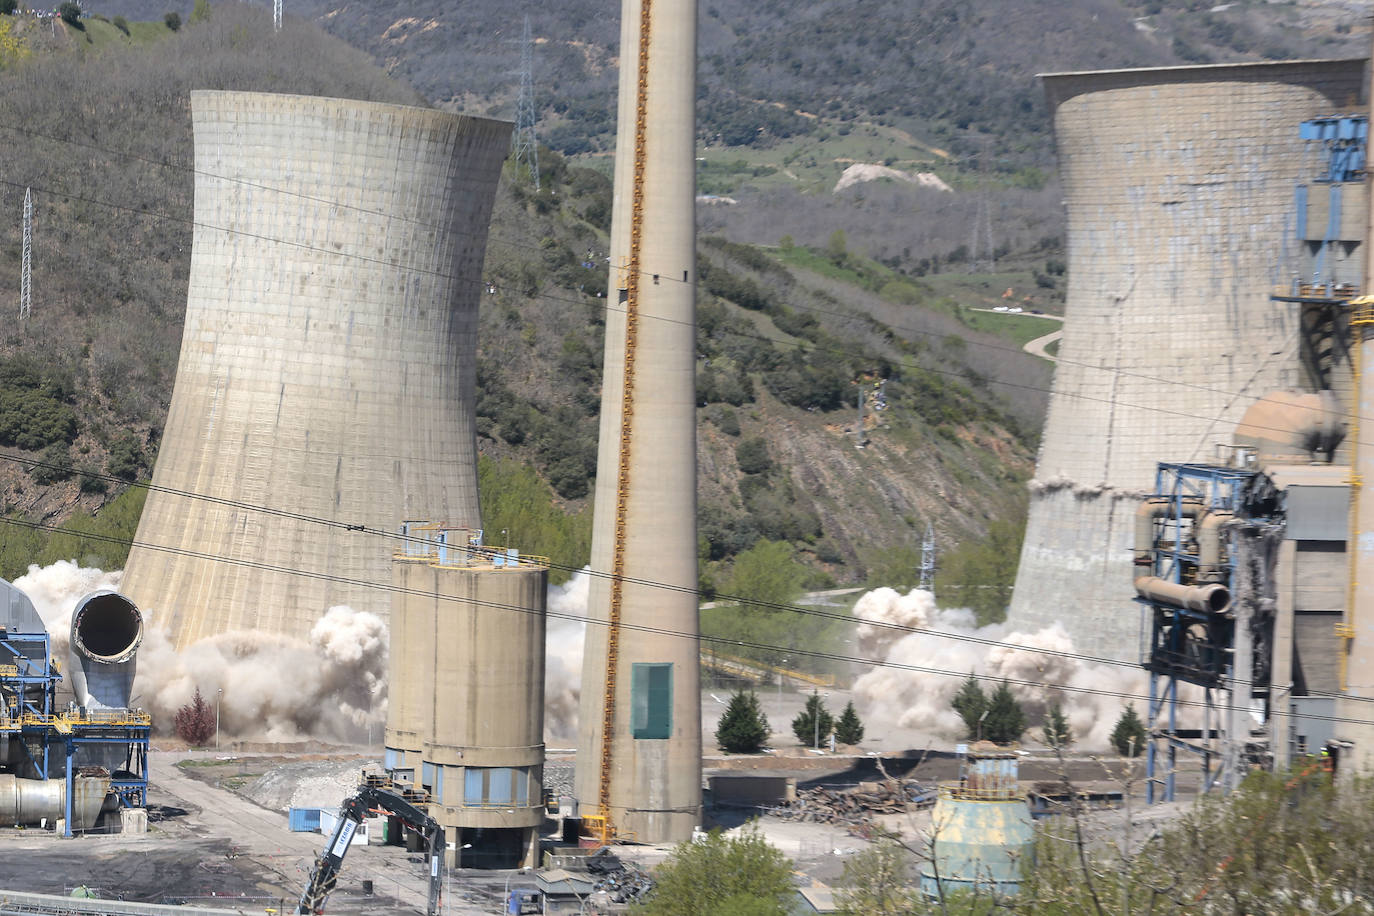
left=68, top=591, right=142, bottom=710
left=1134, top=576, right=1231, bottom=613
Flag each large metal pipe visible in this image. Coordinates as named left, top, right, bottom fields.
left=0, top=774, right=107, bottom=830
left=68, top=591, right=142, bottom=710
left=1197, top=510, right=1235, bottom=584
left=1134, top=576, right=1230, bottom=613
left=1133, top=496, right=1204, bottom=566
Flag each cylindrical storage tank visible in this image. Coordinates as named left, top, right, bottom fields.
left=1008, top=61, right=1365, bottom=661
left=575, top=0, right=703, bottom=845
left=120, top=91, right=511, bottom=647
left=392, top=543, right=548, bottom=868
left=920, top=752, right=1034, bottom=898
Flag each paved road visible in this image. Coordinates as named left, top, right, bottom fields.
left=966, top=307, right=1064, bottom=363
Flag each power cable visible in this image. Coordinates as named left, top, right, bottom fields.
left=9, top=512, right=1374, bottom=728
left=1, top=122, right=1359, bottom=427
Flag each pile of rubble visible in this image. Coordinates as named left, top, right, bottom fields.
left=772, top=778, right=937, bottom=826
left=586, top=849, right=653, bottom=905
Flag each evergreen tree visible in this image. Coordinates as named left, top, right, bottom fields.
left=716, top=690, right=770, bottom=754
left=791, top=692, right=834, bottom=747
left=834, top=701, right=865, bottom=746
left=1042, top=701, right=1073, bottom=750
left=1111, top=704, right=1148, bottom=757
left=173, top=687, right=216, bottom=746
left=984, top=680, right=1026, bottom=744
left=951, top=675, right=987, bottom=739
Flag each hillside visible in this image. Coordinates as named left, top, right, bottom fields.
left=0, top=3, right=1039, bottom=605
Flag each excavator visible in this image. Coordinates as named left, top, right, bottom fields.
left=297, top=784, right=445, bottom=915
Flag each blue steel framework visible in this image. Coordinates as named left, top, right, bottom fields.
left=1139, top=463, right=1256, bottom=804
left=0, top=628, right=149, bottom=835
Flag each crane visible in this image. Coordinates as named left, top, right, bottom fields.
left=298, top=784, right=445, bottom=915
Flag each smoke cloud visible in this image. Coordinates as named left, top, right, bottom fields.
left=545, top=568, right=589, bottom=744
left=851, top=587, right=1149, bottom=749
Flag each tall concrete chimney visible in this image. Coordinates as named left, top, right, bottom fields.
left=121, top=91, right=510, bottom=647
left=574, top=0, right=702, bottom=844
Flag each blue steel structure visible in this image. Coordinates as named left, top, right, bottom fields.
left=0, top=624, right=149, bottom=834
left=1138, top=463, right=1256, bottom=804
left=1286, top=115, right=1366, bottom=300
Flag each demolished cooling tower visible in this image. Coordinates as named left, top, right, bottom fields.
left=121, top=92, right=511, bottom=647
left=1008, top=61, right=1365, bottom=660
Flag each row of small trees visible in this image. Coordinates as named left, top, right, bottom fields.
left=952, top=674, right=1150, bottom=756
left=715, top=690, right=865, bottom=754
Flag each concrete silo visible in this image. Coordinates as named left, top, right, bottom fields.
left=1008, top=61, right=1365, bottom=661
left=574, top=0, right=702, bottom=844
left=387, top=527, right=548, bottom=868
left=121, top=92, right=510, bottom=647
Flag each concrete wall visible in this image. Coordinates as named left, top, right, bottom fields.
left=575, top=0, right=702, bottom=844
left=1009, top=61, right=1366, bottom=661
left=121, top=92, right=509, bottom=647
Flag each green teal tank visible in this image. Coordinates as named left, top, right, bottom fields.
left=920, top=747, right=1034, bottom=898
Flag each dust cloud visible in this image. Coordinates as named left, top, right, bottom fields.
left=16, top=561, right=388, bottom=742
left=851, top=587, right=1149, bottom=749
left=17, top=560, right=589, bottom=744
left=544, top=568, right=590, bottom=744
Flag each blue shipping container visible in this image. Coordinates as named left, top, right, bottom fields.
left=288, top=807, right=323, bottom=832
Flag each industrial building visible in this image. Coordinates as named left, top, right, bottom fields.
left=1009, top=60, right=1367, bottom=663
left=0, top=580, right=149, bottom=835
left=385, top=522, right=549, bottom=868
left=575, top=0, right=703, bottom=844
left=121, top=91, right=512, bottom=647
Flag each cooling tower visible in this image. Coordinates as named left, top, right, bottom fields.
left=121, top=92, right=510, bottom=647
left=387, top=526, right=548, bottom=868
left=574, top=0, right=702, bottom=844
left=1009, top=61, right=1365, bottom=661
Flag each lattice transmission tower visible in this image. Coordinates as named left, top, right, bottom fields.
left=513, top=15, right=540, bottom=190
left=20, top=188, right=32, bottom=321
left=918, top=522, right=936, bottom=594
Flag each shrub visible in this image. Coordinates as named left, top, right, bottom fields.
left=716, top=690, right=769, bottom=754
left=112, top=15, right=129, bottom=34
left=735, top=437, right=772, bottom=475
left=173, top=687, right=216, bottom=745
left=951, top=675, right=987, bottom=738
left=983, top=680, right=1026, bottom=745
left=1111, top=704, right=1148, bottom=757
left=77, top=464, right=106, bottom=494
left=0, top=0, right=17, bottom=15
left=164, top=11, right=181, bottom=30
left=791, top=692, right=833, bottom=747
left=834, top=701, right=864, bottom=745
left=106, top=434, right=144, bottom=481
left=29, top=443, right=74, bottom=485
left=1042, top=701, right=1072, bottom=749
left=637, top=824, right=793, bottom=916
left=58, top=2, right=81, bottom=27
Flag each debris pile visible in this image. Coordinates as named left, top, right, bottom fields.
left=586, top=849, right=654, bottom=905
left=772, top=779, right=936, bottom=826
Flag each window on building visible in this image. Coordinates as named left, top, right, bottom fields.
left=631, top=662, right=672, bottom=739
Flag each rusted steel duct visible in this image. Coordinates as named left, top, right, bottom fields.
left=1134, top=496, right=1204, bottom=566
left=1134, top=576, right=1230, bottom=613
left=1197, top=509, right=1235, bottom=584
left=0, top=774, right=107, bottom=830
left=68, top=591, right=142, bottom=710
left=1234, top=389, right=1344, bottom=465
